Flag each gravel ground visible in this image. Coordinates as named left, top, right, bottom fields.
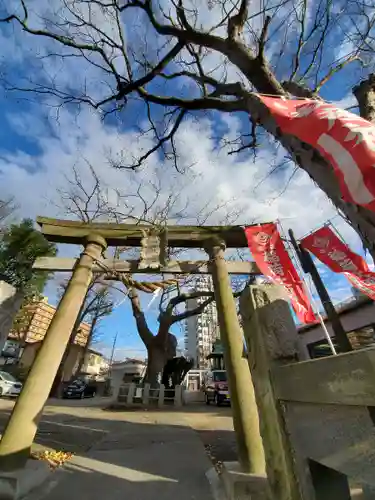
left=181, top=404, right=236, bottom=473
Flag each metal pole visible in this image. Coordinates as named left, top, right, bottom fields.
left=277, top=223, right=337, bottom=356
left=206, top=237, right=265, bottom=474
left=288, top=229, right=352, bottom=352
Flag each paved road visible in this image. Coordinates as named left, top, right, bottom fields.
left=0, top=398, right=235, bottom=499
left=0, top=397, right=113, bottom=453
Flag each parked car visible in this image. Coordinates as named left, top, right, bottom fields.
left=63, top=379, right=97, bottom=399
left=0, top=371, right=22, bottom=397
left=203, top=370, right=230, bottom=406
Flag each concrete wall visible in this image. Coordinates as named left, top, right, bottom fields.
left=110, top=367, right=125, bottom=399
left=0, top=281, right=23, bottom=354
left=110, top=361, right=146, bottom=397
left=272, top=347, right=375, bottom=498
left=298, top=300, right=375, bottom=357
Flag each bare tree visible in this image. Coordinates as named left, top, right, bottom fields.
left=51, top=275, right=113, bottom=395
left=126, top=286, right=211, bottom=385
left=56, top=162, right=244, bottom=384
left=0, top=197, right=16, bottom=228
left=1, top=1, right=375, bottom=254
left=73, top=282, right=113, bottom=375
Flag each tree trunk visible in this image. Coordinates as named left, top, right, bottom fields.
left=145, top=345, right=167, bottom=387
left=144, top=333, right=177, bottom=388
left=73, top=314, right=99, bottom=377
left=353, top=74, right=375, bottom=123
left=50, top=312, right=83, bottom=396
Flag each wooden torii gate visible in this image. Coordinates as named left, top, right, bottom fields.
left=0, top=217, right=265, bottom=477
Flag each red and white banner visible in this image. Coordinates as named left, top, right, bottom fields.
left=300, top=226, right=375, bottom=300
left=258, top=96, right=375, bottom=211
left=244, top=223, right=316, bottom=324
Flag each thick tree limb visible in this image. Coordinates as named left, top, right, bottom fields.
left=127, top=287, right=154, bottom=346
left=116, top=41, right=185, bottom=100
left=353, top=73, right=375, bottom=122
left=227, top=0, right=249, bottom=41
left=258, top=16, right=272, bottom=61
left=131, top=0, right=284, bottom=95
left=164, top=288, right=243, bottom=324
left=281, top=81, right=318, bottom=99
left=137, top=87, right=246, bottom=112
left=171, top=295, right=215, bottom=323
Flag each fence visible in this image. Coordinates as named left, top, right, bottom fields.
left=116, top=383, right=183, bottom=408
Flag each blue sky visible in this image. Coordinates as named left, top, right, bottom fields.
left=0, top=0, right=374, bottom=360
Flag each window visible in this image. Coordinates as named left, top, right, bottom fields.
left=213, top=372, right=227, bottom=382
left=347, top=325, right=375, bottom=350
left=307, top=324, right=375, bottom=359
left=0, top=372, right=17, bottom=383
left=307, top=338, right=341, bottom=359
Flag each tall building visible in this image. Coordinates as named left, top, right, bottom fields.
left=184, top=276, right=220, bottom=369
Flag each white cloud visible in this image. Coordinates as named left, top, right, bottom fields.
left=1, top=0, right=371, bottom=315
left=0, top=103, right=338, bottom=242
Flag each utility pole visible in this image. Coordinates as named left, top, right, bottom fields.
left=288, top=229, right=352, bottom=352
left=109, top=332, right=118, bottom=372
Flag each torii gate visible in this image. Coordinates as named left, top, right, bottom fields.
left=0, top=217, right=265, bottom=476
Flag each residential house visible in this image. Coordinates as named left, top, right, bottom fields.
left=298, top=295, right=375, bottom=358
left=1, top=296, right=92, bottom=381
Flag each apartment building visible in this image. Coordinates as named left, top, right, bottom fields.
left=184, top=276, right=220, bottom=369
left=7, top=296, right=90, bottom=348
left=2, top=297, right=91, bottom=380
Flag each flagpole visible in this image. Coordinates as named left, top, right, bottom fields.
left=328, top=220, right=354, bottom=250
left=277, top=221, right=338, bottom=355
left=287, top=229, right=352, bottom=353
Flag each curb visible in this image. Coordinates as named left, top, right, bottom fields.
left=206, top=467, right=227, bottom=500
left=0, top=460, right=52, bottom=500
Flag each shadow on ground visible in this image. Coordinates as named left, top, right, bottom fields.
left=0, top=402, right=236, bottom=500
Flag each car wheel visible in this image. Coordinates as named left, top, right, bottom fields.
left=0, top=387, right=3, bottom=398
left=91, top=391, right=96, bottom=398
left=80, top=392, right=85, bottom=399
left=205, top=394, right=210, bottom=405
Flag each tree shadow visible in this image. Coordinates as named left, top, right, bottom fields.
left=0, top=403, right=235, bottom=500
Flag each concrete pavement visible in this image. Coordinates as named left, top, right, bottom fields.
left=36, top=418, right=213, bottom=500
left=0, top=399, right=216, bottom=500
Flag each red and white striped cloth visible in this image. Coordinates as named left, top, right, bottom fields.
left=259, top=96, right=375, bottom=211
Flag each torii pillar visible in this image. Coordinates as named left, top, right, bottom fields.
left=0, top=234, right=106, bottom=472
left=206, top=237, right=265, bottom=474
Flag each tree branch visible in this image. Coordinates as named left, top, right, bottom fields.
left=281, top=81, right=319, bottom=99
left=171, top=295, right=215, bottom=324
left=258, top=16, right=272, bottom=61
left=227, top=0, right=249, bottom=41
left=115, top=108, right=187, bottom=171
left=162, top=288, right=244, bottom=325
left=116, top=41, right=185, bottom=100
left=137, top=87, right=246, bottom=112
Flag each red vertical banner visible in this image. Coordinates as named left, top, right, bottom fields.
left=244, top=223, right=316, bottom=324
left=300, top=226, right=375, bottom=300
